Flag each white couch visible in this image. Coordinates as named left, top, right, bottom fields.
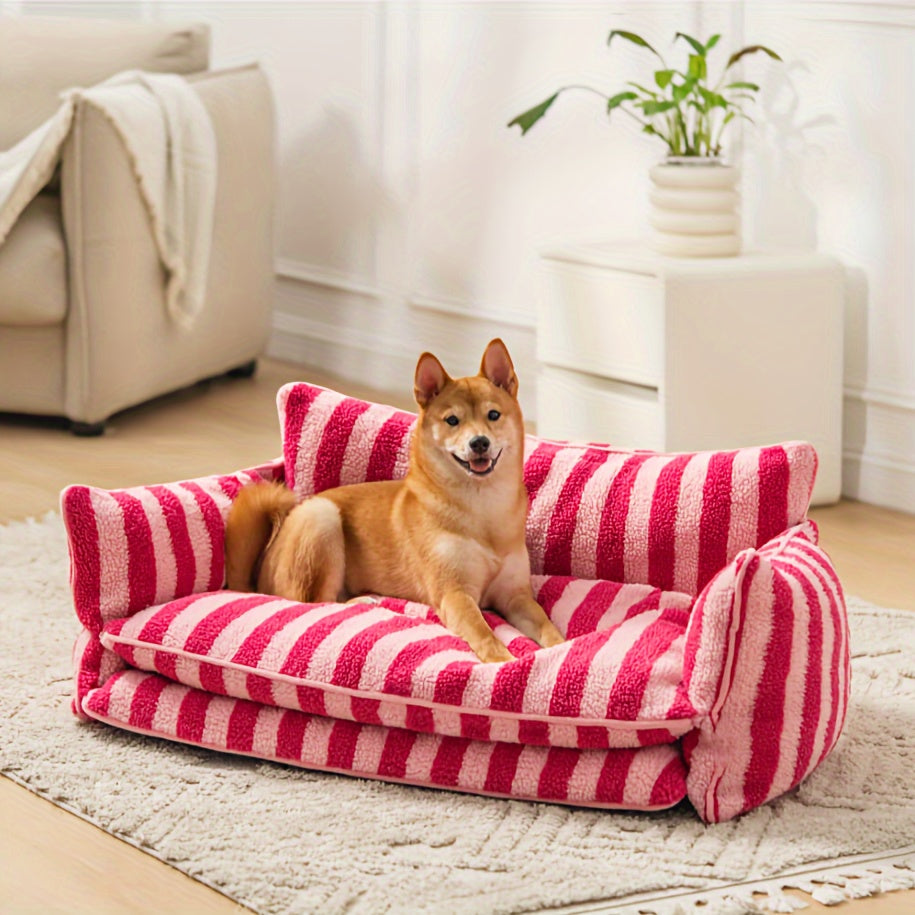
left=0, top=17, right=275, bottom=434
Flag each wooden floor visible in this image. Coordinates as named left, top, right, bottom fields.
left=1, top=358, right=913, bottom=914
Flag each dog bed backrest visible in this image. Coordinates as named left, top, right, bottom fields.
left=280, top=383, right=817, bottom=597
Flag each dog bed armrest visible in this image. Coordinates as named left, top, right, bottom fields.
left=680, top=521, right=851, bottom=822
left=61, top=457, right=284, bottom=633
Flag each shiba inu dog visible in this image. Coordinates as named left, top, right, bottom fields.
left=225, top=339, right=564, bottom=663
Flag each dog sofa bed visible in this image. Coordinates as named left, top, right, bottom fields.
left=62, top=382, right=850, bottom=823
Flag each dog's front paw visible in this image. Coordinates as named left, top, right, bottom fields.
left=477, top=642, right=514, bottom=664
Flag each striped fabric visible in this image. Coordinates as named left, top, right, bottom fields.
left=61, top=457, right=285, bottom=716
left=682, top=522, right=851, bottom=822
left=98, top=576, right=697, bottom=750
left=61, top=382, right=849, bottom=821
left=279, top=383, right=818, bottom=596
left=82, top=669, right=689, bottom=811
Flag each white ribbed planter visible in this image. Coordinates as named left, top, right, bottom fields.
left=649, top=157, right=740, bottom=257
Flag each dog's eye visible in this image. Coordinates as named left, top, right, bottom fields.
left=488, top=410, right=501, bottom=421
left=445, top=415, right=459, bottom=427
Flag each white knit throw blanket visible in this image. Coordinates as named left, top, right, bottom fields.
left=0, top=70, right=216, bottom=329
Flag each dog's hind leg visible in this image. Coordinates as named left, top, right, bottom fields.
left=270, top=497, right=346, bottom=603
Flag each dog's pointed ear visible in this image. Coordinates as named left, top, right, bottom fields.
left=479, top=338, right=518, bottom=398
left=414, top=352, right=450, bottom=407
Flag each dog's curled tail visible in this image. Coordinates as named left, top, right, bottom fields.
left=225, top=481, right=297, bottom=592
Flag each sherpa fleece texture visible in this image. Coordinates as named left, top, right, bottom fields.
left=61, top=383, right=849, bottom=822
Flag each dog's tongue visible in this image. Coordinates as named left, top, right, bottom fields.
left=470, top=458, right=492, bottom=473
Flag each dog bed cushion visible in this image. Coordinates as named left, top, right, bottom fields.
left=279, top=383, right=818, bottom=596
left=97, top=575, right=697, bottom=750
left=82, top=668, right=689, bottom=810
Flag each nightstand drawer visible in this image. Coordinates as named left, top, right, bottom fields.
left=536, top=364, right=663, bottom=451
left=538, top=259, right=662, bottom=387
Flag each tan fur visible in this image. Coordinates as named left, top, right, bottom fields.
left=224, top=339, right=565, bottom=662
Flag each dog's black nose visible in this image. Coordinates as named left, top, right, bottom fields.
left=469, top=435, right=490, bottom=455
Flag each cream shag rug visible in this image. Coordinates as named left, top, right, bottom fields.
left=1, top=513, right=913, bottom=915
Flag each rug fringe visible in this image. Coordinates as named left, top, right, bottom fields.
left=608, top=849, right=915, bottom=915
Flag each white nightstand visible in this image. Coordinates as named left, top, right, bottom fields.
left=536, top=242, right=845, bottom=505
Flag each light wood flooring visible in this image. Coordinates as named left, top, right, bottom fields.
left=1, top=358, right=913, bottom=914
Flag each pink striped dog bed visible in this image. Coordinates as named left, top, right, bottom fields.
left=62, top=383, right=850, bottom=822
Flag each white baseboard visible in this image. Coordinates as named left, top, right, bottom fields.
left=842, top=452, right=915, bottom=514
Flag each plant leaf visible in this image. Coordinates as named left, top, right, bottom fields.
left=725, top=81, right=760, bottom=91
left=626, top=81, right=659, bottom=98
left=640, top=99, right=677, bottom=116
left=698, top=86, right=727, bottom=108
left=608, top=29, right=664, bottom=62
left=654, top=69, right=675, bottom=89
left=726, top=44, right=783, bottom=70
left=688, top=54, right=707, bottom=81
left=706, top=34, right=721, bottom=52
left=675, top=31, right=706, bottom=57
left=607, top=91, right=638, bottom=112
left=672, top=79, right=695, bottom=102
left=507, top=93, right=560, bottom=135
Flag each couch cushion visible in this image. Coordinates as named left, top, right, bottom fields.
left=99, top=575, right=697, bottom=749
left=681, top=522, right=850, bottom=822
left=82, top=669, right=688, bottom=810
left=0, top=193, right=66, bottom=325
left=279, top=382, right=819, bottom=596
left=0, top=17, right=210, bottom=149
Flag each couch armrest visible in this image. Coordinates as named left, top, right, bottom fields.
left=681, top=521, right=850, bottom=822
left=60, top=64, right=275, bottom=424
left=61, top=458, right=284, bottom=632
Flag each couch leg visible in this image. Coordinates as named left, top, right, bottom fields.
left=227, top=359, right=257, bottom=379
left=71, top=420, right=106, bottom=437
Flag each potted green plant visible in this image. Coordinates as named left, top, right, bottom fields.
left=508, top=30, right=782, bottom=256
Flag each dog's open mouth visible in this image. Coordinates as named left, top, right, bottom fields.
left=453, top=451, right=501, bottom=476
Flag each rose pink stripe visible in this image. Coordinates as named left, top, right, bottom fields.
left=275, top=708, right=308, bottom=760
left=281, top=382, right=322, bottom=487
left=227, top=701, right=261, bottom=753
left=538, top=747, right=579, bottom=800
left=378, top=728, right=418, bottom=778
left=111, top=492, right=157, bottom=612
left=564, top=580, right=625, bottom=638
left=651, top=756, right=687, bottom=807
left=279, top=604, right=371, bottom=677
left=382, top=634, right=468, bottom=697
left=548, top=632, right=609, bottom=718
left=743, top=571, right=794, bottom=812
left=595, top=453, right=652, bottom=583
left=756, top=446, right=790, bottom=547
left=595, top=748, right=636, bottom=804
left=695, top=451, right=736, bottom=595
left=607, top=611, right=691, bottom=722
left=182, top=595, right=272, bottom=657
left=773, top=559, right=826, bottom=785
left=672, top=451, right=713, bottom=595
left=136, top=593, right=201, bottom=645
left=542, top=449, right=606, bottom=575
left=489, top=653, right=536, bottom=712
left=430, top=736, right=467, bottom=787
left=523, top=441, right=562, bottom=503
left=330, top=615, right=425, bottom=689
left=149, top=485, right=197, bottom=598
left=230, top=602, right=315, bottom=668
left=365, top=412, right=415, bottom=482
left=432, top=660, right=474, bottom=706
left=179, top=482, right=224, bottom=591
left=174, top=685, right=211, bottom=742
left=483, top=742, right=524, bottom=794
left=312, top=398, right=372, bottom=493
left=339, top=403, right=399, bottom=485
left=127, top=673, right=168, bottom=730
left=648, top=454, right=692, bottom=592
left=62, top=486, right=102, bottom=632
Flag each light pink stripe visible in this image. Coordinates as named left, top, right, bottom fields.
left=305, top=607, right=392, bottom=681
left=323, top=691, right=354, bottom=721
left=457, top=739, right=497, bottom=792
left=521, top=640, right=578, bottom=714
left=566, top=748, right=606, bottom=799
left=133, top=488, right=178, bottom=606
left=551, top=578, right=605, bottom=635
left=208, top=598, right=295, bottom=662
left=578, top=616, right=662, bottom=718
left=673, top=451, right=713, bottom=594
left=251, top=705, right=281, bottom=758
left=526, top=447, right=588, bottom=573
left=151, top=681, right=188, bottom=735
left=636, top=633, right=688, bottom=720
left=623, top=456, right=665, bottom=586
left=356, top=626, right=441, bottom=693
left=351, top=723, right=387, bottom=773
left=89, top=489, right=130, bottom=622
left=507, top=744, right=543, bottom=798
left=338, top=402, right=399, bottom=486
left=293, top=389, right=345, bottom=498
left=573, top=454, right=630, bottom=578
left=727, top=448, right=761, bottom=558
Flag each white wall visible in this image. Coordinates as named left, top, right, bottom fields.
left=7, top=0, right=915, bottom=511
